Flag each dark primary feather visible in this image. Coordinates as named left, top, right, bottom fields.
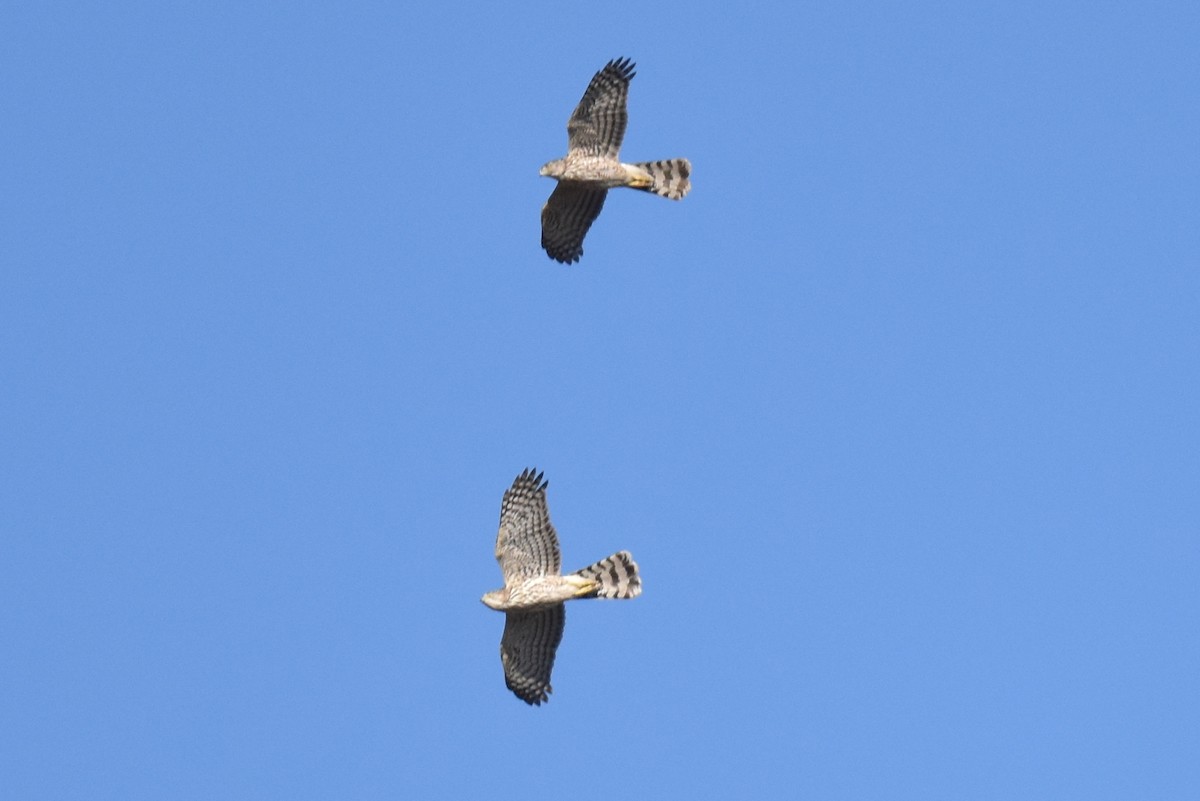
left=500, top=605, right=566, bottom=705
left=541, top=185, right=608, bottom=264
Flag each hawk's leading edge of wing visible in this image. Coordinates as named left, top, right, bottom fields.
left=496, top=468, right=562, bottom=585
left=500, top=604, right=566, bottom=706
left=566, top=57, right=636, bottom=158
left=541, top=184, right=608, bottom=265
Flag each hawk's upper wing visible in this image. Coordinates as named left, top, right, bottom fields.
left=541, top=184, right=607, bottom=264
left=496, top=468, right=562, bottom=586
left=565, top=57, right=636, bottom=158
left=500, top=605, right=565, bottom=705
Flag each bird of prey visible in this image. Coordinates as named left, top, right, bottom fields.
left=482, top=469, right=642, bottom=705
left=539, top=57, right=691, bottom=264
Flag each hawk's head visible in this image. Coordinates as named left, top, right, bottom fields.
left=539, top=159, right=567, bottom=179
left=480, top=589, right=509, bottom=610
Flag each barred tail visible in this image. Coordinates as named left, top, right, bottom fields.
left=571, top=551, right=642, bottom=599
left=632, top=159, right=691, bottom=200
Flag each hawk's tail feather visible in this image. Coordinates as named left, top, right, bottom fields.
left=571, top=551, right=642, bottom=599
left=632, top=159, right=691, bottom=200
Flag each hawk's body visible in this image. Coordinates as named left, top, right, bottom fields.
left=540, top=57, right=691, bottom=264
left=482, top=469, right=641, bottom=705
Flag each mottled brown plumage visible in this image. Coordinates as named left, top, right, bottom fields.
left=482, top=469, right=642, bottom=704
left=540, top=58, right=692, bottom=264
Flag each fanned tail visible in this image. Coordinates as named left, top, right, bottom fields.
left=571, top=551, right=642, bottom=599
left=632, top=159, right=691, bottom=200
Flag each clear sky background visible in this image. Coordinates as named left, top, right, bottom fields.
left=3, top=2, right=1198, bottom=799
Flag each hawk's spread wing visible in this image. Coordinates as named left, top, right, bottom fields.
left=566, top=57, right=635, bottom=158
left=500, top=605, right=565, bottom=706
left=541, top=184, right=608, bottom=265
left=496, top=468, right=561, bottom=586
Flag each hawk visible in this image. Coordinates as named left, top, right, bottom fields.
left=482, top=469, right=642, bottom=705
left=539, top=57, right=691, bottom=264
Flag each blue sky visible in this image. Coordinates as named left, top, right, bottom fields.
left=3, top=2, right=1198, bottom=798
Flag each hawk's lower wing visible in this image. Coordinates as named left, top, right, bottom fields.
left=541, top=184, right=607, bottom=264
left=500, top=605, right=565, bottom=705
